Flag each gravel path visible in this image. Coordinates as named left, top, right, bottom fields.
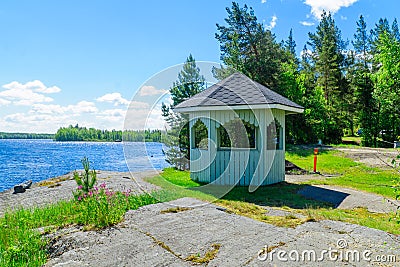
left=287, top=174, right=400, bottom=214
left=337, top=147, right=399, bottom=169
left=0, top=170, right=160, bottom=216
left=298, top=184, right=400, bottom=213
left=286, top=147, right=400, bottom=213
left=45, top=198, right=400, bottom=267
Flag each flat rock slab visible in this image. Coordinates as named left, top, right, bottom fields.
left=46, top=198, right=400, bottom=267
left=0, top=170, right=160, bottom=216
left=298, top=185, right=400, bottom=213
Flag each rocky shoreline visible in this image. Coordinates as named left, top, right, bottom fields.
left=0, top=170, right=161, bottom=216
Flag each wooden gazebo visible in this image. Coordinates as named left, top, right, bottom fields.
left=174, top=72, right=303, bottom=186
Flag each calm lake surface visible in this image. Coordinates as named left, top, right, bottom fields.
left=0, top=139, right=169, bottom=192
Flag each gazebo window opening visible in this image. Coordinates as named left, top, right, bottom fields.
left=193, top=119, right=208, bottom=150
left=267, top=119, right=282, bottom=150
left=218, top=118, right=256, bottom=148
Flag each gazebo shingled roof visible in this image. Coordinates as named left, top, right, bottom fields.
left=174, top=72, right=303, bottom=112
left=173, top=72, right=304, bottom=186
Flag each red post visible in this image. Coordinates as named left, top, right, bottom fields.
left=313, top=148, right=318, bottom=173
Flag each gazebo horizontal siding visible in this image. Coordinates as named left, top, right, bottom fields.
left=189, top=108, right=286, bottom=186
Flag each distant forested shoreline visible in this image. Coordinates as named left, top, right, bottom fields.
left=0, top=132, right=54, bottom=139
left=54, top=125, right=163, bottom=142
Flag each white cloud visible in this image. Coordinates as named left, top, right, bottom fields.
left=300, top=21, right=315, bottom=26
left=96, top=92, right=130, bottom=106
left=30, top=104, right=65, bottom=114
left=97, top=108, right=126, bottom=122
left=304, top=0, right=358, bottom=19
left=3, top=80, right=61, bottom=94
left=67, top=101, right=98, bottom=114
left=265, top=15, right=278, bottom=30
left=138, top=85, right=167, bottom=96
left=0, top=83, right=160, bottom=132
left=30, top=101, right=98, bottom=116
left=261, top=0, right=267, bottom=3
left=341, top=15, right=347, bottom=20
left=2, top=112, right=78, bottom=133
left=128, top=101, right=150, bottom=109
left=100, top=108, right=126, bottom=117
left=0, top=98, right=11, bottom=106
left=0, top=80, right=61, bottom=106
left=300, top=48, right=314, bottom=58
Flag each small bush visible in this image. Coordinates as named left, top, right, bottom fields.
left=73, top=157, right=96, bottom=193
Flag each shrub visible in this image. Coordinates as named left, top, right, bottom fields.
left=73, top=157, right=96, bottom=193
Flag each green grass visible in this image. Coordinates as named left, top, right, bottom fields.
left=145, top=168, right=217, bottom=203
left=0, top=191, right=159, bottom=267
left=145, top=168, right=400, bottom=234
left=305, top=207, right=400, bottom=234
left=160, top=168, right=203, bottom=188
left=286, top=147, right=399, bottom=198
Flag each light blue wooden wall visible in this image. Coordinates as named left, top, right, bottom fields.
left=189, top=108, right=285, bottom=186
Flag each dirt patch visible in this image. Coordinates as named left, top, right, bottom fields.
left=285, top=160, right=309, bottom=175
left=337, top=147, right=399, bottom=169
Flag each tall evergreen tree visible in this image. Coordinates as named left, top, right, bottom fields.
left=215, top=2, right=283, bottom=91
left=371, top=18, right=391, bottom=53
left=308, top=11, right=347, bottom=143
left=351, top=15, right=378, bottom=146
left=392, top=19, right=400, bottom=41
left=170, top=54, right=205, bottom=106
left=295, top=45, right=328, bottom=143
left=285, top=29, right=296, bottom=56
left=162, top=55, right=206, bottom=168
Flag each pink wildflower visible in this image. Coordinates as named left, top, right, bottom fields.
left=123, top=189, right=131, bottom=197
left=77, top=185, right=83, bottom=190
left=100, top=183, right=106, bottom=189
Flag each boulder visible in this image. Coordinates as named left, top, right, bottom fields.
left=13, top=185, right=26, bottom=194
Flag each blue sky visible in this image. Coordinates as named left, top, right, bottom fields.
left=0, top=0, right=398, bottom=133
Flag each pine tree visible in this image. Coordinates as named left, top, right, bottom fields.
left=308, top=11, right=347, bottom=144
left=350, top=15, right=378, bottom=146
left=170, top=54, right=205, bottom=106
left=285, top=29, right=296, bottom=56
left=371, top=18, right=391, bottom=53
left=215, top=2, right=283, bottom=91
left=162, top=55, right=206, bottom=169
left=392, top=19, right=400, bottom=41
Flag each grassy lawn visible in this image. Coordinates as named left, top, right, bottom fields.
left=147, top=168, right=400, bottom=235
left=286, top=146, right=399, bottom=198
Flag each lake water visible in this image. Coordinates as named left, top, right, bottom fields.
left=0, top=139, right=169, bottom=192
